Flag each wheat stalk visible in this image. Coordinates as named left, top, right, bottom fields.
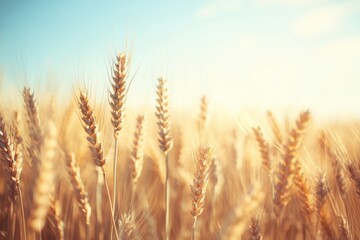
left=319, top=132, right=348, bottom=195
left=346, top=163, right=360, bottom=199
left=197, top=96, right=208, bottom=136
left=156, top=77, right=173, bottom=155
left=248, top=216, right=263, bottom=240
left=315, top=172, right=329, bottom=213
left=110, top=53, right=129, bottom=233
left=118, top=214, right=137, bottom=240
left=273, top=110, right=310, bottom=216
left=23, top=87, right=43, bottom=168
left=252, top=126, right=271, bottom=172
left=0, top=112, right=21, bottom=202
left=64, top=152, right=91, bottom=231
left=130, top=114, right=146, bottom=187
left=28, top=120, right=57, bottom=235
left=338, top=215, right=352, bottom=240
left=190, top=146, right=213, bottom=240
left=78, top=91, right=106, bottom=169
left=78, top=90, right=118, bottom=239
left=155, top=77, right=173, bottom=240
left=110, top=52, right=128, bottom=137
left=48, top=198, right=64, bottom=240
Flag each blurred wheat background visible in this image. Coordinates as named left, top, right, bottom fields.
left=0, top=1, right=360, bottom=240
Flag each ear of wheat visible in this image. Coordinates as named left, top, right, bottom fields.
left=273, top=110, right=311, bottom=216
left=130, top=114, right=146, bottom=187
left=28, top=120, right=57, bottom=233
left=252, top=126, right=271, bottom=172
left=65, top=152, right=91, bottom=226
left=191, top=146, right=213, bottom=240
left=110, top=52, right=128, bottom=137
left=197, top=96, right=208, bottom=136
left=248, top=216, right=263, bottom=240
left=155, top=77, right=173, bottom=240
left=156, top=77, right=173, bottom=155
left=23, top=87, right=43, bottom=168
left=78, top=91, right=106, bottom=170
left=0, top=112, right=21, bottom=202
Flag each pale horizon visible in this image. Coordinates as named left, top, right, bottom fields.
left=1, top=0, right=359, bottom=118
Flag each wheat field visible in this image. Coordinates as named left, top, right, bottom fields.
left=0, top=53, right=360, bottom=240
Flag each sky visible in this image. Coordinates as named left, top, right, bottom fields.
left=0, top=0, right=360, bottom=117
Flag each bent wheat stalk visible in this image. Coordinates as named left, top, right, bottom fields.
left=78, top=91, right=118, bottom=240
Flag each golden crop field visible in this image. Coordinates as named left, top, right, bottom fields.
left=0, top=52, right=359, bottom=240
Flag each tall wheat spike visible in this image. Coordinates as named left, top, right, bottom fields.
left=110, top=52, right=128, bottom=137
left=48, top=198, right=64, bottom=240
left=315, top=172, right=334, bottom=239
left=156, top=77, right=173, bottom=155
left=110, top=53, right=129, bottom=230
left=64, top=152, right=91, bottom=227
left=273, top=110, right=311, bottom=216
left=191, top=146, right=213, bottom=240
left=252, top=126, right=271, bottom=172
left=197, top=96, right=208, bottom=136
left=118, top=214, right=137, bottom=240
left=23, top=87, right=43, bottom=168
left=78, top=91, right=106, bottom=170
left=347, top=163, right=360, bottom=198
left=319, top=132, right=348, bottom=195
left=78, top=90, right=118, bottom=239
left=248, top=216, right=263, bottom=240
left=0, top=112, right=21, bottom=202
left=130, top=114, right=146, bottom=187
left=293, top=159, right=313, bottom=216
left=155, top=77, right=173, bottom=240
left=338, top=216, right=352, bottom=240
left=28, top=121, right=57, bottom=234
left=315, top=172, right=329, bottom=213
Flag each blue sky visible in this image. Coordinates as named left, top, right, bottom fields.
left=0, top=0, right=360, bottom=117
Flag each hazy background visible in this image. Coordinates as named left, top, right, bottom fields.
left=0, top=0, right=359, bottom=117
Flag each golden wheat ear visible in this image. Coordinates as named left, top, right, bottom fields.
left=110, top=52, right=128, bottom=137
left=28, top=120, right=57, bottom=234
left=0, top=112, right=21, bottom=202
left=130, top=114, right=146, bottom=187
left=65, top=152, right=91, bottom=227
left=247, top=216, right=263, bottom=240
left=252, top=126, right=271, bottom=172
left=338, top=215, right=352, bottom=240
left=346, top=163, right=360, bottom=199
left=155, top=77, right=173, bottom=155
left=118, top=214, right=138, bottom=240
left=47, top=198, right=64, bottom=240
left=77, top=91, right=106, bottom=169
left=22, top=87, right=43, bottom=168
left=197, top=95, right=208, bottom=136
left=190, top=146, right=213, bottom=240
left=273, top=110, right=311, bottom=217
left=155, top=77, right=173, bottom=240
